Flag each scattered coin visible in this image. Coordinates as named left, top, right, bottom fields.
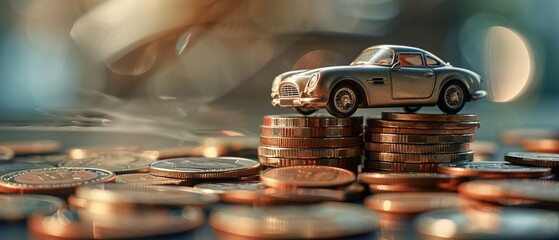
left=59, top=151, right=155, bottom=174
left=149, top=157, right=261, bottom=179
left=0, top=167, right=115, bottom=195
left=438, top=161, right=552, bottom=178
left=381, top=112, right=477, bottom=122
left=365, top=192, right=464, bottom=214
left=365, top=142, right=470, bottom=154
left=459, top=179, right=559, bottom=207
left=366, top=151, right=474, bottom=163
left=415, top=208, right=559, bottom=240
left=500, top=128, right=559, bottom=146
left=260, top=125, right=363, bottom=138
left=262, top=115, right=363, bottom=127
left=365, top=133, right=474, bottom=144
left=260, top=136, right=362, bottom=148
left=0, top=140, right=61, bottom=155
left=359, top=172, right=460, bottom=187
left=66, top=145, right=139, bottom=159
left=505, top=152, right=559, bottom=167
left=522, top=139, right=559, bottom=153
left=258, top=146, right=362, bottom=158
left=0, top=195, right=65, bottom=221
left=260, top=165, right=355, bottom=189
left=194, top=181, right=265, bottom=195
left=0, top=147, right=14, bottom=161
left=210, top=203, right=378, bottom=239
left=76, top=183, right=219, bottom=207
left=0, top=163, right=54, bottom=176
left=365, top=161, right=440, bottom=172
left=116, top=173, right=196, bottom=186
left=221, top=188, right=346, bottom=205
left=11, top=154, right=70, bottom=165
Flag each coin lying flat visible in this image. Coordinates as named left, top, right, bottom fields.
left=0, top=163, right=55, bottom=176
left=210, top=203, right=378, bottom=239
left=28, top=208, right=204, bottom=239
left=505, top=152, right=559, bottom=167
left=382, top=112, right=478, bottom=122
left=521, top=139, right=559, bottom=153
left=415, top=208, right=559, bottom=240
left=359, top=172, right=460, bottom=187
left=12, top=154, right=70, bottom=165
left=365, top=126, right=475, bottom=135
left=0, top=140, right=61, bottom=155
left=194, top=181, right=265, bottom=195
left=258, top=156, right=361, bottom=169
left=366, top=151, right=473, bottom=163
left=365, top=161, right=440, bottom=172
left=365, top=133, right=474, bottom=144
left=258, top=146, right=362, bottom=158
left=149, top=157, right=261, bottom=179
left=262, top=115, right=363, bottom=127
left=0, top=167, right=115, bottom=195
left=116, top=173, right=196, bottom=186
left=366, top=119, right=480, bottom=130
left=365, top=193, right=463, bottom=214
left=59, top=151, right=155, bottom=174
left=76, top=183, right=219, bottom=207
left=459, top=179, right=559, bottom=206
left=365, top=143, right=470, bottom=154
left=0, top=195, right=65, bottom=221
left=260, top=125, right=362, bottom=138
left=0, top=147, right=14, bottom=161
left=260, top=136, right=362, bottom=148
left=438, top=161, right=552, bottom=178
left=221, top=188, right=347, bottom=205
left=260, top=165, right=355, bottom=188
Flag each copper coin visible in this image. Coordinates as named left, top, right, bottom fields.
left=364, top=161, right=440, bottom=172
left=149, top=157, right=261, bottom=179
left=365, top=126, right=475, bottom=135
left=259, top=136, right=362, bottom=148
left=28, top=208, right=204, bottom=239
left=115, top=173, right=196, bottom=186
left=415, top=208, right=559, bottom=240
left=365, top=142, right=470, bottom=154
left=209, top=203, right=378, bottom=239
left=258, top=146, right=363, bottom=158
left=0, top=194, right=65, bottom=221
left=59, top=151, right=155, bottom=174
left=365, top=151, right=473, bottom=163
left=12, top=154, right=69, bottom=165
left=0, top=140, right=61, bottom=155
left=0, top=147, right=14, bottom=161
left=262, top=115, right=363, bottom=127
left=221, top=188, right=347, bottom=205
left=522, top=139, right=559, bottom=153
left=0, top=167, right=115, bottom=195
left=500, top=128, right=559, bottom=146
left=364, top=133, right=474, bottom=144
left=0, top=163, right=55, bottom=176
left=76, top=183, right=219, bottom=207
left=66, top=145, right=138, bottom=159
left=459, top=179, right=559, bottom=206
left=260, top=125, right=362, bottom=138
left=381, top=112, right=477, bottom=122
left=194, top=181, right=265, bottom=195
left=505, top=152, right=559, bottom=167
left=359, top=172, right=460, bottom=186
left=368, top=184, right=451, bottom=193
left=366, top=118, right=480, bottom=130
left=258, top=156, right=361, bottom=170
left=438, top=161, right=552, bottom=178
left=365, top=192, right=463, bottom=214
left=260, top=166, right=355, bottom=188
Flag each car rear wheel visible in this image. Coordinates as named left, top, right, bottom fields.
left=326, top=84, right=359, bottom=118
left=403, top=106, right=421, bottom=113
left=294, top=107, right=318, bottom=115
left=437, top=82, right=466, bottom=114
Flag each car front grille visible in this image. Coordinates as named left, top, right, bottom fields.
left=280, top=84, right=299, bottom=97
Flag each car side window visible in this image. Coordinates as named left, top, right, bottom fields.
left=397, top=53, right=423, bottom=67
left=426, top=56, right=442, bottom=66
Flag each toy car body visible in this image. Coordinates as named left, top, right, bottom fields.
left=271, top=45, right=487, bottom=117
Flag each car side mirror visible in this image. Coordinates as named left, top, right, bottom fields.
left=391, top=62, right=401, bottom=72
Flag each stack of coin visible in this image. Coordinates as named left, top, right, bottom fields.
left=258, top=115, right=363, bottom=173
left=364, top=112, right=478, bottom=172
left=359, top=172, right=462, bottom=193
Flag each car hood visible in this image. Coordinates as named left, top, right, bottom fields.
left=280, top=65, right=384, bottom=89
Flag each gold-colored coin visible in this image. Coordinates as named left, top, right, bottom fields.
left=364, top=142, right=470, bottom=153
left=260, top=136, right=362, bottom=148
left=258, top=146, right=362, bottom=158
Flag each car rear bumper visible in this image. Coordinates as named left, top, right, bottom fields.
left=470, top=90, right=487, bottom=101
left=272, top=97, right=327, bottom=108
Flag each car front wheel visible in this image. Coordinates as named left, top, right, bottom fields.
left=295, top=107, right=318, bottom=115
left=326, top=84, right=359, bottom=118
left=437, top=82, right=466, bottom=114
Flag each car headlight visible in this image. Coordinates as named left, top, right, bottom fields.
left=308, top=74, right=319, bottom=88
left=272, top=76, right=281, bottom=91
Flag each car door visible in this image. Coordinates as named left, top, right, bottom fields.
left=390, top=53, right=436, bottom=99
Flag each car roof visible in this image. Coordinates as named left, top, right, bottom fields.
left=366, top=44, right=446, bottom=62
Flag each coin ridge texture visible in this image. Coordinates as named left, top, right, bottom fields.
left=364, top=142, right=470, bottom=153
left=365, top=151, right=474, bottom=163
left=365, top=133, right=474, bottom=144
left=504, top=152, right=559, bottom=167
left=364, top=126, right=475, bottom=135
left=366, top=119, right=480, bottom=129
left=260, top=165, right=355, bottom=188
left=437, top=161, right=552, bottom=178
left=258, top=146, right=362, bottom=158
left=381, top=112, right=478, bottom=122
left=149, top=157, right=261, bottom=179
left=260, top=136, right=362, bottom=148
left=260, top=125, right=363, bottom=137
left=364, top=161, right=440, bottom=172
left=58, top=152, right=155, bottom=173
left=263, top=115, right=363, bottom=127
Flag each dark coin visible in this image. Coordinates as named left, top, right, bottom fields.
left=59, top=151, right=155, bottom=174
left=0, top=195, right=65, bottom=221
left=260, top=125, right=363, bottom=138
left=210, top=203, right=378, bottom=239
left=0, top=163, right=54, bottom=176
left=359, top=172, right=460, bottom=187
left=259, top=136, right=362, bottom=148
left=365, top=133, right=474, bottom=144
left=364, top=142, right=470, bottom=154
left=149, top=157, right=261, bottom=179
left=365, top=151, right=473, bottom=163
left=366, top=119, right=479, bottom=130
left=365, top=126, right=475, bottom=135
left=415, top=208, right=559, bottom=240
left=260, top=166, right=355, bottom=189
left=364, top=161, right=440, bottom=172
left=0, top=167, right=115, bottom=195
left=365, top=192, right=463, bottom=214
left=459, top=179, right=559, bottom=206
left=438, top=161, right=552, bottom=178
left=505, top=152, right=559, bottom=167
left=381, top=112, right=477, bottom=122
left=194, top=181, right=265, bottom=195
left=262, top=115, right=363, bottom=127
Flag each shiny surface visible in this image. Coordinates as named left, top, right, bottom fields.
left=438, top=161, right=552, bottom=178
left=59, top=151, right=155, bottom=173
left=149, top=157, right=261, bottom=179
left=260, top=165, right=355, bottom=188
left=0, top=195, right=65, bottom=221
left=365, top=193, right=463, bottom=214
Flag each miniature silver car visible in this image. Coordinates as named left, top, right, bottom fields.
left=271, top=45, right=487, bottom=118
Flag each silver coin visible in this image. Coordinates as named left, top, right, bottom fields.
left=210, top=202, right=378, bottom=239
left=438, top=161, right=552, bottom=178
left=59, top=151, right=155, bottom=174
left=415, top=208, right=559, bottom=239
left=0, top=194, right=65, bottom=221
left=194, top=181, right=265, bottom=194
left=505, top=152, right=559, bottom=167
left=149, top=157, right=261, bottom=179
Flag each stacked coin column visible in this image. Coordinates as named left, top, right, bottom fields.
left=258, top=115, right=363, bottom=173
left=363, top=112, right=479, bottom=172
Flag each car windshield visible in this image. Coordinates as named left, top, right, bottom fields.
left=351, top=48, right=393, bottom=66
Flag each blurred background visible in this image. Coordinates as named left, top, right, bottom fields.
left=0, top=0, right=557, bottom=153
